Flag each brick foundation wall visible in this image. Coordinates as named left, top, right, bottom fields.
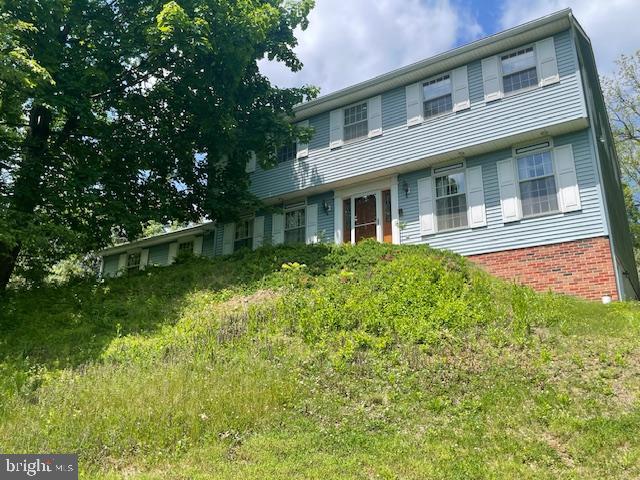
left=468, top=237, right=618, bottom=301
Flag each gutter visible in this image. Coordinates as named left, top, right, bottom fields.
left=293, top=8, right=573, bottom=120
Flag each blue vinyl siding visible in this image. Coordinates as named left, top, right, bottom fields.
left=103, top=255, right=119, bottom=276
left=148, top=243, right=170, bottom=266
left=202, top=231, right=216, bottom=257
left=249, top=30, right=585, bottom=200
left=308, top=191, right=335, bottom=243
left=397, top=129, right=605, bottom=256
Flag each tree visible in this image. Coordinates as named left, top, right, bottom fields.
left=0, top=0, right=316, bottom=290
left=604, top=51, right=640, bottom=186
left=604, top=51, right=640, bottom=268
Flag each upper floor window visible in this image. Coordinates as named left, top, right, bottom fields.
left=501, top=47, right=538, bottom=94
left=284, top=206, right=306, bottom=245
left=343, top=102, right=368, bottom=142
left=423, top=74, right=452, bottom=118
left=178, top=241, right=193, bottom=255
left=234, top=219, right=253, bottom=251
left=127, top=252, right=141, bottom=271
left=517, top=150, right=558, bottom=217
left=434, top=167, right=468, bottom=231
left=277, top=142, right=297, bottom=163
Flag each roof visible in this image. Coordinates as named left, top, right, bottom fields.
left=99, top=222, right=215, bottom=256
left=293, top=8, right=577, bottom=121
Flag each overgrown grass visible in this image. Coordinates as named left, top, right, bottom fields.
left=1, top=241, right=639, bottom=479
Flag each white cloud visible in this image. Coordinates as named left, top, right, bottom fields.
left=260, top=0, right=483, bottom=95
left=499, top=0, right=640, bottom=74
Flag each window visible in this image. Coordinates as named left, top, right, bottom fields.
left=284, top=207, right=306, bottom=245
left=178, top=241, right=193, bottom=255
left=343, top=102, right=368, bottom=142
left=277, top=142, right=297, bottom=163
left=435, top=170, right=468, bottom=231
left=501, top=47, right=538, bottom=94
left=127, top=252, right=141, bottom=271
left=423, top=74, right=452, bottom=118
left=234, top=219, right=253, bottom=251
left=517, top=150, right=558, bottom=217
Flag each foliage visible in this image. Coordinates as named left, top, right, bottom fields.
left=0, top=0, right=317, bottom=288
left=1, top=242, right=640, bottom=478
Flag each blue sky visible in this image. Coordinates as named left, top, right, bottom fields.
left=260, top=0, right=639, bottom=95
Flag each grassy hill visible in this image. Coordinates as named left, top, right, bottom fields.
left=1, top=241, right=639, bottom=479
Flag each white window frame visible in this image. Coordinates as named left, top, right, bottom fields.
left=234, top=218, right=254, bottom=251
left=343, top=101, right=369, bottom=143
left=499, top=44, right=539, bottom=97
left=177, top=239, right=194, bottom=255
left=126, top=251, right=141, bottom=271
left=283, top=202, right=307, bottom=245
left=276, top=142, right=298, bottom=164
left=432, top=161, right=469, bottom=232
left=513, top=139, right=561, bottom=219
left=422, top=72, right=453, bottom=120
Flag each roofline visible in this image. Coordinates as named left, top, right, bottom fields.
left=293, top=8, right=574, bottom=120
left=99, top=222, right=215, bottom=256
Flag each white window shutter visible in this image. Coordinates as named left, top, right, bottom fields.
left=253, top=216, right=265, bottom=250
left=554, top=145, right=581, bottom=212
left=306, top=204, right=318, bottom=244
left=368, top=95, right=383, bottom=138
left=245, top=152, right=257, bottom=173
left=329, top=109, right=344, bottom=149
left=117, top=253, right=127, bottom=273
left=466, top=166, right=487, bottom=228
left=193, top=236, right=203, bottom=256
left=417, top=177, right=436, bottom=235
left=222, top=223, right=235, bottom=255
left=452, top=66, right=470, bottom=112
left=481, top=56, right=502, bottom=102
left=536, top=37, right=559, bottom=87
left=168, top=242, right=178, bottom=263
left=272, top=213, right=284, bottom=245
left=296, top=120, right=310, bottom=159
left=496, top=158, right=521, bottom=223
left=139, top=249, right=149, bottom=270
left=406, top=82, right=423, bottom=126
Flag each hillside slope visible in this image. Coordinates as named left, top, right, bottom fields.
left=1, top=241, right=639, bottom=479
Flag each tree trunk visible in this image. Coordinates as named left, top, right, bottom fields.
left=0, top=244, right=20, bottom=292
left=0, top=105, right=51, bottom=291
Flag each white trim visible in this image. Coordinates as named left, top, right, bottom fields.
left=390, top=183, right=400, bottom=244
left=334, top=175, right=397, bottom=199
left=139, top=249, right=149, bottom=270
left=334, top=196, right=343, bottom=245
left=296, top=120, right=310, bottom=159
left=168, top=242, right=179, bottom=263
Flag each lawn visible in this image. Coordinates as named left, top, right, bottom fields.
left=1, top=241, right=639, bottom=479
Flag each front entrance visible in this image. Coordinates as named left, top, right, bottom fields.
left=342, top=189, right=393, bottom=244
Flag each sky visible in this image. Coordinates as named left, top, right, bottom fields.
left=259, top=0, right=640, bottom=96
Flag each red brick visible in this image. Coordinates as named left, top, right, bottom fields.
left=468, top=237, right=618, bottom=301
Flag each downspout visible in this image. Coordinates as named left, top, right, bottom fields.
left=570, top=21, right=632, bottom=299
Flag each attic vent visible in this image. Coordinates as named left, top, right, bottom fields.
left=515, top=141, right=551, bottom=155
left=433, top=162, right=464, bottom=174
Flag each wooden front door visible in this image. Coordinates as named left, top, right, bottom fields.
left=354, top=194, right=377, bottom=242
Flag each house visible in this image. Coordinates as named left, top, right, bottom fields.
left=99, top=9, right=639, bottom=301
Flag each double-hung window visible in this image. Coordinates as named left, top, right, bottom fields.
left=501, top=46, right=538, bottom=94
left=434, top=168, right=468, bottom=231
left=127, top=252, right=141, bottom=271
left=423, top=74, right=453, bottom=118
left=343, top=102, right=368, bottom=142
left=517, top=150, right=558, bottom=217
left=178, top=241, right=194, bottom=255
left=234, top=219, right=253, bottom=251
left=277, top=142, right=297, bottom=163
left=284, top=206, right=306, bottom=245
